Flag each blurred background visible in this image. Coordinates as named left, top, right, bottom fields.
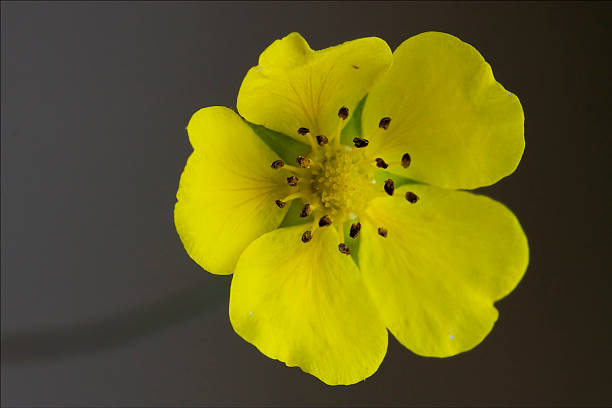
left=2, top=1, right=611, bottom=406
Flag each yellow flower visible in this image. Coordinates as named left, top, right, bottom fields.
left=175, top=32, right=528, bottom=385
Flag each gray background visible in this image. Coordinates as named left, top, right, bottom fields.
left=2, top=1, right=611, bottom=406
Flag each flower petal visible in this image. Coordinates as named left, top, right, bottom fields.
left=174, top=106, right=292, bottom=275
left=362, top=32, right=525, bottom=190
left=237, top=32, right=392, bottom=143
left=359, top=184, right=528, bottom=357
left=229, top=224, right=388, bottom=385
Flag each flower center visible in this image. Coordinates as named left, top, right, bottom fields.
left=271, top=106, right=418, bottom=254
left=311, top=146, right=373, bottom=218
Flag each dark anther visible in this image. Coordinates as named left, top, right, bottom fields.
left=297, top=156, right=311, bottom=168
left=301, top=230, right=312, bottom=243
left=338, top=106, right=349, bottom=120
left=297, top=127, right=310, bottom=135
left=318, top=215, right=332, bottom=227
left=287, top=176, right=299, bottom=186
left=379, top=117, right=391, bottom=130
left=275, top=199, right=286, bottom=209
left=316, top=135, right=329, bottom=145
left=352, top=65, right=359, bottom=69
left=353, top=137, right=369, bottom=148
left=377, top=227, right=388, bottom=237
left=405, top=191, right=419, bottom=203
left=384, top=179, right=395, bottom=196
left=375, top=158, right=388, bottom=169
left=401, top=153, right=411, bottom=168
left=300, top=203, right=312, bottom=218
left=349, top=222, right=361, bottom=239
left=271, top=159, right=284, bottom=169
left=338, top=243, right=351, bottom=255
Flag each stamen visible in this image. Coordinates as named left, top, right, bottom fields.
left=334, top=106, right=349, bottom=146
left=401, top=153, right=411, bottom=168
left=287, top=176, right=299, bottom=187
left=275, top=199, right=286, bottom=208
left=405, top=191, right=419, bottom=203
left=280, top=192, right=303, bottom=202
left=375, top=158, right=388, bottom=169
left=271, top=160, right=284, bottom=169
left=297, top=156, right=311, bottom=168
left=353, top=138, right=369, bottom=148
left=297, top=127, right=318, bottom=150
left=379, top=117, right=391, bottom=130
left=377, top=227, right=388, bottom=237
left=349, top=222, right=361, bottom=239
left=316, top=135, right=328, bottom=146
left=318, top=215, right=332, bottom=227
left=301, top=230, right=312, bottom=243
left=384, top=179, right=395, bottom=196
left=338, top=243, right=351, bottom=255
left=300, top=203, right=312, bottom=218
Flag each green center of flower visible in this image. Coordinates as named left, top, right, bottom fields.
left=271, top=106, right=418, bottom=254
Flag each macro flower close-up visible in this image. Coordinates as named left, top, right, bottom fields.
left=174, top=31, right=528, bottom=385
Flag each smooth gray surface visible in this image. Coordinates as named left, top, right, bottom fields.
left=2, top=1, right=611, bottom=406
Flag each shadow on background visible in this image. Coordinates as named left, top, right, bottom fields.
left=1, top=281, right=226, bottom=366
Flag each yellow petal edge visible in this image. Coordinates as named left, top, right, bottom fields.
left=362, top=31, right=525, bottom=190
left=237, top=32, right=392, bottom=143
left=359, top=184, right=528, bottom=357
left=175, top=106, right=291, bottom=275
left=229, top=224, right=388, bottom=385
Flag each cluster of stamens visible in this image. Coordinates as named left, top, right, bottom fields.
left=271, top=106, right=420, bottom=254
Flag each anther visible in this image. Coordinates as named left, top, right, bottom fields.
left=377, top=227, right=388, bottom=237
left=379, top=117, right=391, bottom=130
left=384, top=179, right=395, bottom=196
left=401, top=153, right=411, bottom=168
left=275, top=199, right=286, bottom=208
left=405, top=191, right=419, bottom=203
left=318, top=215, right=332, bottom=227
left=375, top=158, right=388, bottom=169
left=316, top=135, right=328, bottom=145
left=297, top=127, right=310, bottom=135
left=349, top=222, right=361, bottom=239
left=271, top=160, right=284, bottom=169
left=353, top=137, right=369, bottom=148
left=287, top=176, right=299, bottom=186
left=338, top=106, right=349, bottom=120
left=297, top=156, right=311, bottom=168
left=301, top=230, right=312, bottom=243
left=338, top=243, right=351, bottom=255
left=300, top=203, right=312, bottom=218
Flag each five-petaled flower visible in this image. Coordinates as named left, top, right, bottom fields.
left=175, top=32, right=528, bottom=385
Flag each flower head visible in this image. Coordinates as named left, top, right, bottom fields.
left=175, top=32, right=528, bottom=385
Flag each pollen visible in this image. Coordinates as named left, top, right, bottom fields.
left=287, top=176, right=299, bottom=186
left=300, top=203, right=312, bottom=218
left=338, top=243, right=351, bottom=255
left=349, top=222, right=361, bottom=238
left=271, top=159, right=284, bottom=169
left=405, top=191, right=419, bottom=203
left=301, top=230, right=312, bottom=243
left=384, top=179, right=395, bottom=196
